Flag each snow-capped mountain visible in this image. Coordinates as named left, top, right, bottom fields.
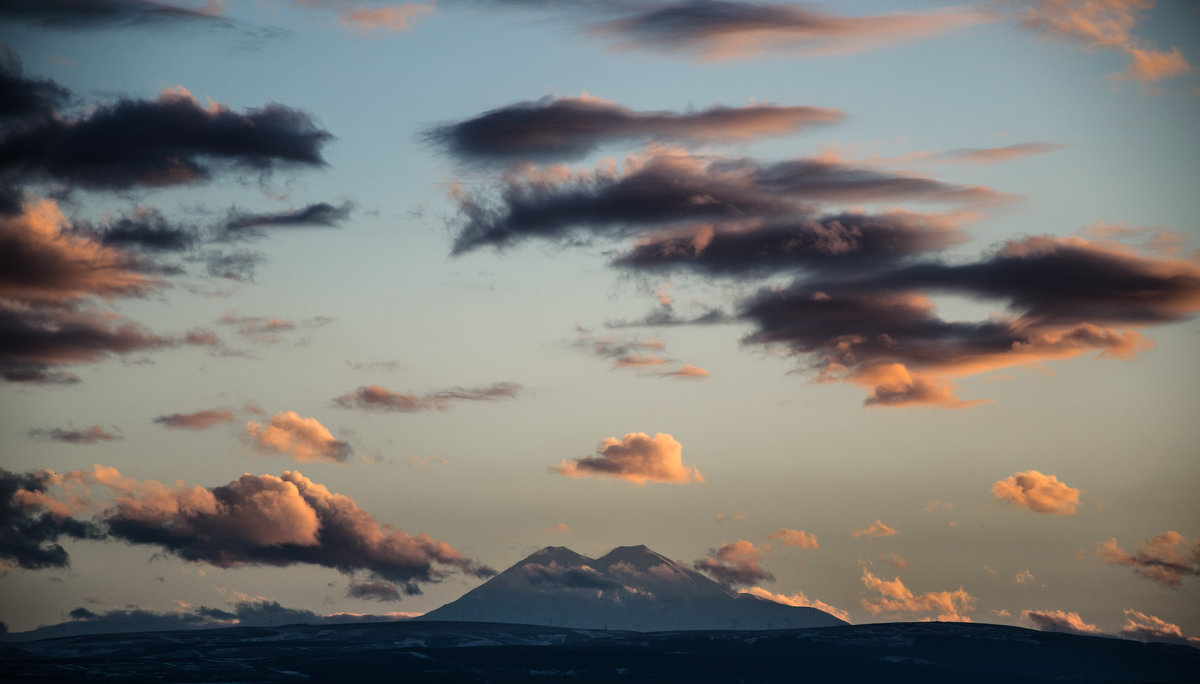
left=417, top=544, right=846, bottom=631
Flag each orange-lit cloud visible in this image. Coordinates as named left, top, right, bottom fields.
left=245, top=411, right=352, bottom=463
left=338, top=3, right=434, bottom=34
left=924, top=500, right=953, bottom=513
left=992, top=470, right=1080, bottom=515
left=860, top=570, right=975, bottom=621
left=744, top=586, right=850, bottom=622
left=694, top=540, right=773, bottom=586
left=1119, top=609, right=1200, bottom=645
left=1019, top=0, right=1192, bottom=83
left=768, top=528, right=818, bottom=549
left=550, top=432, right=703, bottom=485
left=332, top=382, right=521, bottom=412
left=853, top=520, right=896, bottom=539
left=154, top=409, right=236, bottom=430
left=657, top=364, right=711, bottom=379
left=1016, top=569, right=1035, bottom=584
left=540, top=523, right=571, bottom=535
left=878, top=552, right=910, bottom=570
left=936, top=142, right=1068, bottom=165
left=594, top=3, right=996, bottom=62
left=1022, top=609, right=1100, bottom=635
left=1097, top=532, right=1200, bottom=587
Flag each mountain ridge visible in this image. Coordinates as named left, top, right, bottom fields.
left=417, top=544, right=845, bottom=631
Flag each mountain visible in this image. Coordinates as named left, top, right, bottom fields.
left=417, top=544, right=846, bottom=631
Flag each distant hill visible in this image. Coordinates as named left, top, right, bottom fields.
left=417, top=544, right=846, bottom=631
left=4, top=620, right=1197, bottom=683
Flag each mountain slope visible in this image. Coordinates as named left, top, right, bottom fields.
left=417, top=544, right=845, bottom=631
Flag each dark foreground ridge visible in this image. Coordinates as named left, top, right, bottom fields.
left=2, top=619, right=1197, bottom=683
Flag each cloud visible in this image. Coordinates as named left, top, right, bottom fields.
left=223, top=201, right=353, bottom=232
left=768, top=528, right=818, bottom=550
left=936, top=142, right=1069, bottom=165
left=1021, top=609, right=1100, bottom=635
left=154, top=409, right=237, bottom=430
left=1019, top=0, right=1192, bottom=83
left=337, top=3, right=435, bottom=34
left=427, top=95, right=844, bottom=163
left=744, top=586, right=849, bottom=622
left=0, top=0, right=228, bottom=31
left=541, top=522, right=571, bottom=535
left=878, top=552, right=910, bottom=570
left=216, top=313, right=332, bottom=343
left=0, top=468, right=103, bottom=569
left=0, top=87, right=330, bottom=193
left=924, top=500, right=953, bottom=513
left=28, top=426, right=122, bottom=444
left=348, top=578, right=408, bottom=601
left=860, top=570, right=975, bottom=621
left=852, top=520, right=896, bottom=539
left=245, top=411, right=353, bottom=463
left=449, top=150, right=1009, bottom=255
left=613, top=210, right=970, bottom=279
left=737, top=235, right=1199, bottom=407
left=655, top=364, right=711, bottom=379
left=0, top=49, right=71, bottom=124
left=94, top=468, right=495, bottom=586
left=1097, top=532, right=1200, bottom=587
left=550, top=432, right=703, bottom=485
left=72, top=207, right=199, bottom=252
left=524, top=561, right=622, bottom=590
left=693, top=540, right=773, bottom=586
left=332, top=382, right=521, bottom=412
left=1016, top=569, right=1035, bottom=584
left=1119, top=609, right=1200, bottom=646
left=591, top=2, right=996, bottom=62
left=992, top=470, right=1080, bottom=515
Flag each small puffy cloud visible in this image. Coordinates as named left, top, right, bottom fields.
left=924, top=500, right=953, bottom=513
left=694, top=540, right=773, bottom=586
left=540, top=523, right=571, bottom=535
left=245, top=411, right=352, bottom=463
left=860, top=570, right=975, bottom=622
left=992, top=470, right=1080, bottom=515
left=768, top=528, right=818, bottom=550
left=852, top=520, right=896, bottom=539
left=878, top=553, right=910, bottom=570
left=154, top=409, right=236, bottom=430
left=1016, top=569, right=1034, bottom=584
left=332, top=382, right=521, bottom=412
left=1022, top=609, right=1100, bottom=635
left=28, top=426, right=121, bottom=444
left=744, top=586, right=850, bottom=622
left=348, top=578, right=407, bottom=602
left=550, top=432, right=703, bottom=485
left=1119, top=610, right=1200, bottom=646
left=1097, top=532, right=1200, bottom=587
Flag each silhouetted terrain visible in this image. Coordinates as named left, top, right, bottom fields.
left=3, top=620, right=1197, bottom=683
left=419, top=544, right=845, bottom=630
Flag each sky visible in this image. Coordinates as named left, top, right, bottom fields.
left=0, top=0, right=1198, bottom=645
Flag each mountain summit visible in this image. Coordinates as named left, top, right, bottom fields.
left=417, top=545, right=846, bottom=631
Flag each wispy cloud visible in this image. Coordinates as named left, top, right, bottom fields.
left=768, top=528, right=818, bottom=550
left=28, top=426, right=122, bottom=444
left=1097, top=532, right=1200, bottom=587
left=154, top=409, right=237, bottom=430
left=694, top=539, right=772, bottom=586
left=332, top=382, right=521, bottom=412
left=853, top=520, right=896, bottom=539
left=1022, top=608, right=1100, bottom=634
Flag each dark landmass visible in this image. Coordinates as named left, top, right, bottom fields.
left=2, top=619, right=1197, bottom=683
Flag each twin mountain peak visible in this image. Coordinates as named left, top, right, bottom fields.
left=418, top=545, right=845, bottom=632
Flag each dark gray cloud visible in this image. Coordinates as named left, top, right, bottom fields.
left=153, top=409, right=236, bottom=430
left=0, top=0, right=230, bottom=30
left=0, top=89, right=330, bottom=193
left=224, top=201, right=353, bottom=232
left=693, top=540, right=774, bottom=586
left=0, top=468, right=103, bottom=570
left=332, top=382, right=521, bottom=412
left=427, top=96, right=843, bottom=163
left=449, top=152, right=1008, bottom=255
left=348, top=578, right=412, bottom=601
left=28, top=426, right=121, bottom=444
left=0, top=49, right=71, bottom=124
left=613, top=211, right=967, bottom=278
left=523, top=562, right=623, bottom=590
left=72, top=208, right=199, bottom=252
